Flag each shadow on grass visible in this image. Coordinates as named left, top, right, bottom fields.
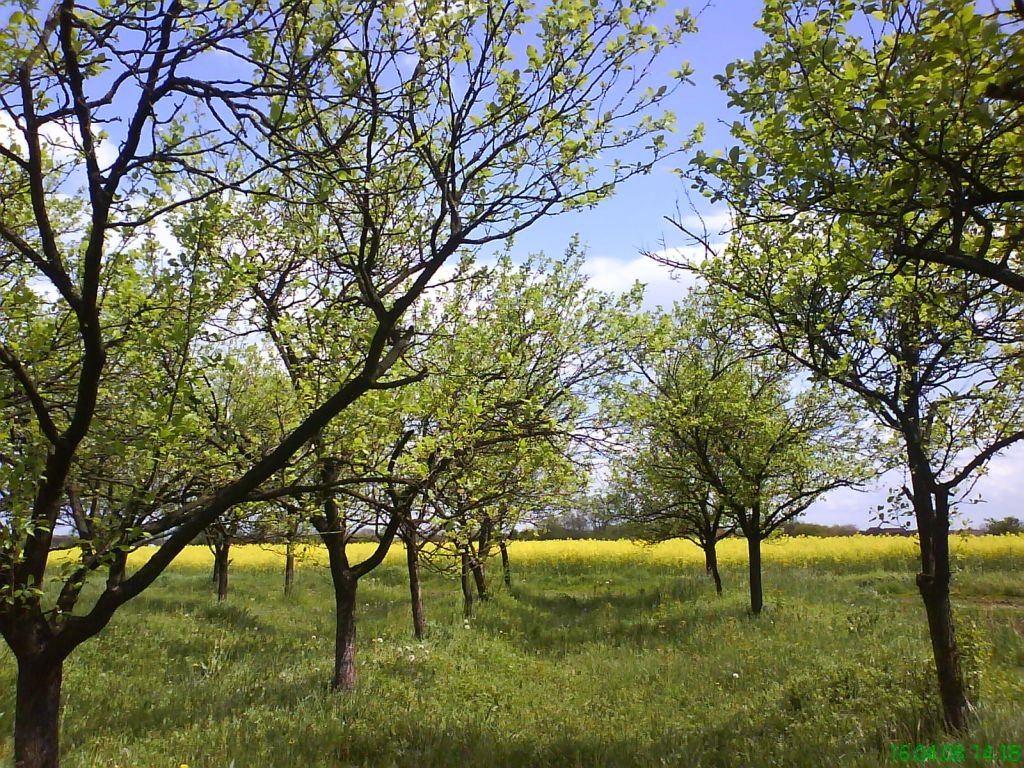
left=515, top=583, right=677, bottom=612
left=469, top=581, right=747, bottom=655
left=47, top=564, right=957, bottom=768
left=61, top=636, right=333, bottom=747
left=57, top=585, right=716, bottom=750
left=195, top=600, right=269, bottom=631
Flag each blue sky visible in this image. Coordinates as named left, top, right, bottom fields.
left=9, top=0, right=1016, bottom=529
left=505, top=1, right=1023, bottom=530
left=509, top=1, right=767, bottom=265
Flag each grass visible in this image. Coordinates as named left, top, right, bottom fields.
left=2, top=536, right=1023, bottom=767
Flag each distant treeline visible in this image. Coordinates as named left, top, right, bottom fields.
left=51, top=517, right=1020, bottom=550
left=514, top=521, right=863, bottom=540
left=514, top=516, right=1023, bottom=540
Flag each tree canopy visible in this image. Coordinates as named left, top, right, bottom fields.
left=607, top=291, right=871, bottom=610
left=677, top=0, right=1024, bottom=732
left=0, top=1, right=692, bottom=765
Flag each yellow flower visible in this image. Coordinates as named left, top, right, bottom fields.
left=52, top=534, right=1024, bottom=573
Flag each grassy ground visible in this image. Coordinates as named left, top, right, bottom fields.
left=2, top=537, right=1022, bottom=767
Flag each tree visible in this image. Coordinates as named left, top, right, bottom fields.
left=608, top=294, right=870, bottom=612
left=678, top=0, right=1024, bottom=292
left=560, top=488, right=636, bottom=537
left=195, top=347, right=301, bottom=601
left=429, top=438, right=579, bottom=615
left=0, top=0, right=691, bottom=764
left=780, top=521, right=858, bottom=537
left=985, top=516, right=1024, bottom=535
left=696, top=226, right=1024, bottom=736
left=683, top=0, right=1024, bottom=729
left=612, top=460, right=732, bottom=593
left=404, top=247, right=632, bottom=620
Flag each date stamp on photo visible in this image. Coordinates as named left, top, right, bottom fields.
left=890, top=743, right=1022, bottom=763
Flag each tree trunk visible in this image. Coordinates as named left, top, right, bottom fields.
left=332, top=571, right=358, bottom=691
left=405, top=533, right=426, bottom=640
left=704, top=542, right=723, bottom=595
left=916, top=487, right=970, bottom=731
left=918, top=572, right=969, bottom=731
left=499, top=540, right=512, bottom=591
left=746, top=535, right=763, bottom=615
left=460, top=551, right=474, bottom=619
left=284, top=541, right=296, bottom=596
left=106, top=549, right=127, bottom=590
left=14, top=654, right=62, bottom=768
left=470, top=557, right=488, bottom=601
left=214, top=540, right=231, bottom=601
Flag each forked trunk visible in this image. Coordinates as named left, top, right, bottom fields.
left=332, top=572, right=358, bottom=691
left=747, top=535, right=763, bottom=615
left=902, top=358, right=972, bottom=731
left=460, top=551, right=474, bottom=618
left=405, top=533, right=426, bottom=639
left=704, top=543, right=723, bottom=595
left=14, top=654, right=63, bottom=768
left=318, top=454, right=359, bottom=691
left=499, top=540, right=512, bottom=591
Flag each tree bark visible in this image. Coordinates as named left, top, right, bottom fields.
left=318, top=453, right=359, bottom=692
left=704, top=542, right=723, bottom=595
left=916, top=486, right=970, bottom=731
left=405, top=532, right=426, bottom=640
left=214, top=539, right=231, bottom=601
left=918, top=571, right=969, bottom=731
left=14, top=654, right=63, bottom=768
left=460, top=551, right=474, bottom=618
left=746, top=535, right=763, bottom=615
left=332, top=570, right=358, bottom=691
left=284, top=540, right=296, bottom=596
left=106, top=549, right=127, bottom=590
left=499, top=540, right=512, bottom=591
left=470, top=557, right=488, bottom=601
left=903, top=419, right=971, bottom=732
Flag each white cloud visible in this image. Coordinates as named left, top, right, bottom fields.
left=144, top=214, right=182, bottom=257
left=646, top=242, right=717, bottom=270
left=39, top=120, right=118, bottom=171
left=670, top=209, right=733, bottom=241
left=800, top=442, right=1024, bottom=530
left=802, top=483, right=887, bottom=528
left=956, top=444, right=1024, bottom=526
left=583, top=250, right=700, bottom=310
left=1, top=111, right=118, bottom=175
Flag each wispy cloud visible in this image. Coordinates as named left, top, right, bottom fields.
left=1, top=112, right=118, bottom=176
left=582, top=252, right=695, bottom=310
left=670, top=209, right=733, bottom=241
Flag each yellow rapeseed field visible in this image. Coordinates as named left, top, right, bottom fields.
left=504, top=534, right=1024, bottom=567
left=96, top=534, right=1024, bottom=571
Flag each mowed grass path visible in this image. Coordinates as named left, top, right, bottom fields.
left=2, top=536, right=1022, bottom=768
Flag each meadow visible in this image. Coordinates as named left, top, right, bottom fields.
left=2, top=536, right=1022, bottom=768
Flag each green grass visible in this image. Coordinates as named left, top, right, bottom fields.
left=1, top=552, right=1022, bottom=767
